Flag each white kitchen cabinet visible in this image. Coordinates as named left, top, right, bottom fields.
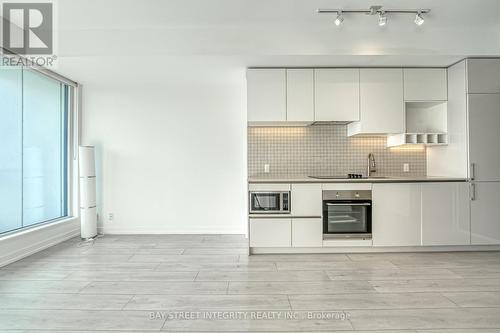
left=348, top=68, right=404, bottom=135
left=314, top=69, right=360, bottom=122
left=291, top=183, right=322, bottom=216
left=372, top=183, right=421, bottom=246
left=247, top=69, right=286, bottom=124
left=249, top=218, right=291, bottom=247
left=403, top=68, right=447, bottom=101
left=248, top=183, right=290, bottom=192
left=292, top=218, right=323, bottom=247
left=426, top=60, right=469, bottom=178
left=471, top=182, right=500, bottom=245
left=287, top=69, right=314, bottom=123
left=322, top=183, right=372, bottom=191
left=467, top=59, right=500, bottom=94
left=468, top=94, right=500, bottom=182
left=421, top=183, right=470, bottom=246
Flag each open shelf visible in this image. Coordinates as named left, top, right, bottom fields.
left=387, top=101, right=448, bottom=147
left=405, top=101, right=447, bottom=133
left=387, top=133, right=448, bottom=147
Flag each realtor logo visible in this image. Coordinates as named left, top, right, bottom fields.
left=2, top=2, right=53, bottom=54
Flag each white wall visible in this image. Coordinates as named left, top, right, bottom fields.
left=80, top=59, right=248, bottom=234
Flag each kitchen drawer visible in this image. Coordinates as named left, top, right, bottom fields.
left=322, top=183, right=372, bottom=191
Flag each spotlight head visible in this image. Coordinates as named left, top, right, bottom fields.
left=414, top=11, right=424, bottom=25
left=334, top=11, right=344, bottom=26
left=378, top=11, right=387, bottom=26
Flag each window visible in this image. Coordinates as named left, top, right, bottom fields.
left=0, top=68, right=70, bottom=234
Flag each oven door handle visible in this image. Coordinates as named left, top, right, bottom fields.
left=326, top=203, right=371, bottom=206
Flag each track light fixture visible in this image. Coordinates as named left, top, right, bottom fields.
left=334, top=10, right=344, bottom=26
left=317, top=5, right=430, bottom=27
left=414, top=11, right=425, bottom=26
left=378, top=11, right=387, bottom=26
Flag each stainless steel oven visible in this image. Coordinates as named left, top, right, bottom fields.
left=323, top=190, right=372, bottom=239
left=249, top=191, right=290, bottom=214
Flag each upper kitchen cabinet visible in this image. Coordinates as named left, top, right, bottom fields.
left=468, top=93, right=500, bottom=181
left=348, top=68, right=404, bottom=136
left=314, top=69, right=360, bottom=122
left=467, top=58, right=500, bottom=94
left=403, top=68, right=447, bottom=101
left=286, top=69, right=314, bottom=123
left=247, top=69, right=286, bottom=125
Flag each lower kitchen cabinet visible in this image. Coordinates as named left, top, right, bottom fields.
left=421, top=183, right=471, bottom=246
left=372, top=183, right=422, bottom=246
left=292, top=218, right=322, bottom=247
left=291, top=183, right=322, bottom=216
left=471, top=182, right=500, bottom=245
left=249, top=218, right=291, bottom=247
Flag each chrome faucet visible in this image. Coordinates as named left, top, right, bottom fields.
left=367, top=153, right=376, bottom=177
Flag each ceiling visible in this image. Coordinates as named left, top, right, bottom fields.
left=52, top=0, right=500, bottom=83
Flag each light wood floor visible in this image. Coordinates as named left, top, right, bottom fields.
left=1, top=235, right=500, bottom=332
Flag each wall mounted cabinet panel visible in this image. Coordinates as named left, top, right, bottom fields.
left=314, top=69, right=360, bottom=122
left=471, top=182, right=500, bottom=245
left=421, top=182, right=470, bottom=246
left=348, top=69, right=404, bottom=135
left=404, top=68, right=447, bottom=101
left=286, top=69, right=314, bottom=123
left=467, top=59, right=500, bottom=94
left=247, top=69, right=286, bottom=123
left=468, top=94, right=500, bottom=182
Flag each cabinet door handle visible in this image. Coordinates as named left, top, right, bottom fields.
left=470, top=163, right=476, bottom=180
left=470, top=183, right=476, bottom=201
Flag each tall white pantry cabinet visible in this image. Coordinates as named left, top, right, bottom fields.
left=429, top=58, right=500, bottom=245
left=467, top=59, right=500, bottom=244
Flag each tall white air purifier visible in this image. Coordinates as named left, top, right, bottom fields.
left=79, top=146, right=98, bottom=240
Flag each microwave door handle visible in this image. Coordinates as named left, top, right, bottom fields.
left=326, top=203, right=371, bottom=206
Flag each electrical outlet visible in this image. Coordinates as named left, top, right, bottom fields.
left=264, top=164, right=270, bottom=173
left=403, top=163, right=410, bottom=172
left=108, top=213, right=114, bottom=221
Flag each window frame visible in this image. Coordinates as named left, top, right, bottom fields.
left=0, top=65, right=79, bottom=237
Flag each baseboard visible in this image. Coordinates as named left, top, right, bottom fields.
left=250, top=245, right=500, bottom=254
left=100, top=227, right=246, bottom=235
left=0, top=218, right=80, bottom=267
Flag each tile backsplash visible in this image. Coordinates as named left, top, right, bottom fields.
left=248, top=124, right=426, bottom=177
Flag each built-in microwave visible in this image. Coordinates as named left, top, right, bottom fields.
left=249, top=191, right=290, bottom=214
